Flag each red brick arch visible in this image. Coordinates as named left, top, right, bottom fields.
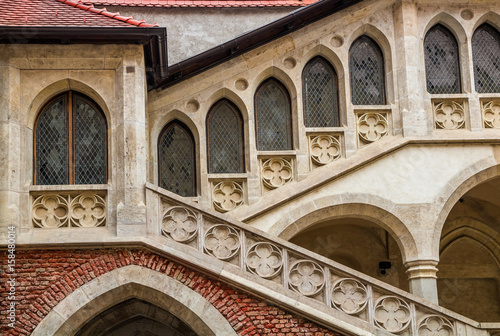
left=0, top=247, right=341, bottom=336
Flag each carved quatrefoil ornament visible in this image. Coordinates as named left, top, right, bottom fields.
left=288, top=260, right=325, bottom=296
left=310, top=135, right=341, bottom=166
left=482, top=100, right=500, bottom=128
left=204, top=225, right=241, bottom=260
left=358, top=113, right=388, bottom=143
left=418, top=315, right=454, bottom=336
left=32, top=194, right=69, bottom=228
left=331, top=278, right=368, bottom=315
left=434, top=101, right=465, bottom=130
left=374, top=296, right=412, bottom=333
left=212, top=181, right=244, bottom=213
left=70, top=193, right=106, bottom=227
left=246, top=242, right=283, bottom=279
left=162, top=206, right=198, bottom=243
left=261, top=158, right=293, bottom=189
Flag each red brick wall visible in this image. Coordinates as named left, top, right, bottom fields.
left=0, top=248, right=342, bottom=336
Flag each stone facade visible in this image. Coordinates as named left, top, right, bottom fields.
left=2, top=0, right=500, bottom=335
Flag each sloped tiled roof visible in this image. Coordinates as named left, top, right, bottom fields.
left=0, top=0, right=157, bottom=27
left=84, top=0, right=317, bottom=8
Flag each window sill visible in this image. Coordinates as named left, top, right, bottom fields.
left=257, top=150, right=296, bottom=157
left=478, top=93, right=500, bottom=99
left=427, top=93, right=469, bottom=99
left=30, top=184, right=110, bottom=192
left=207, top=173, right=248, bottom=180
left=305, top=127, right=346, bottom=133
left=351, top=104, right=392, bottom=110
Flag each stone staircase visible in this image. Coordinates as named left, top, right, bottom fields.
left=145, top=182, right=497, bottom=336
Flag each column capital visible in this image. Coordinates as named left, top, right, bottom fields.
left=404, top=260, right=439, bottom=280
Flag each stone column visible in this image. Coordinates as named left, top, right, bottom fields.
left=0, top=55, right=22, bottom=236
left=393, top=0, right=429, bottom=136
left=113, top=47, right=148, bottom=236
left=405, top=260, right=439, bottom=304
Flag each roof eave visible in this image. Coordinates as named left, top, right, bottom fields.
left=0, top=26, right=168, bottom=90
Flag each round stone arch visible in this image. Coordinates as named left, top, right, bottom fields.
left=432, top=161, right=500, bottom=258
left=269, top=194, right=418, bottom=263
left=27, top=78, right=112, bottom=130
left=25, top=79, right=113, bottom=190
left=31, top=265, right=237, bottom=336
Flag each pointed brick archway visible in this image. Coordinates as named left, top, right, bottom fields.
left=31, top=265, right=237, bottom=336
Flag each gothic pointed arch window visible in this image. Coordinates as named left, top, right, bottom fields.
left=35, top=91, right=107, bottom=185
left=424, top=24, right=461, bottom=94
left=255, top=78, right=292, bottom=151
left=349, top=35, right=386, bottom=105
left=207, top=99, right=244, bottom=173
left=303, top=56, right=340, bottom=127
left=472, top=23, right=500, bottom=93
left=158, top=121, right=196, bottom=197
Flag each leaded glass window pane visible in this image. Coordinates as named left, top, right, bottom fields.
left=208, top=100, right=244, bottom=173
left=36, top=96, right=68, bottom=185
left=35, top=92, right=108, bottom=185
left=159, top=122, right=196, bottom=197
left=74, top=96, right=107, bottom=184
left=424, top=24, right=461, bottom=94
left=350, top=36, right=385, bottom=105
left=473, top=24, right=500, bottom=93
left=303, top=57, right=339, bottom=127
left=255, top=79, right=292, bottom=151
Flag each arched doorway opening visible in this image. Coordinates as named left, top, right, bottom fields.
left=76, top=298, right=199, bottom=336
left=290, top=217, right=409, bottom=291
left=438, top=177, right=500, bottom=322
left=31, top=265, right=237, bottom=336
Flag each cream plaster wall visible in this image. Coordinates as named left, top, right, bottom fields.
left=103, top=6, right=294, bottom=64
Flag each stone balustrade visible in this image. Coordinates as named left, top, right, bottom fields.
left=146, top=183, right=491, bottom=336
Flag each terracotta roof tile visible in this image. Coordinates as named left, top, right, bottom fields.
left=0, top=0, right=157, bottom=27
left=83, top=0, right=317, bottom=8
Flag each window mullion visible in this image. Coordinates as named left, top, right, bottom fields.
left=68, top=91, right=75, bottom=185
